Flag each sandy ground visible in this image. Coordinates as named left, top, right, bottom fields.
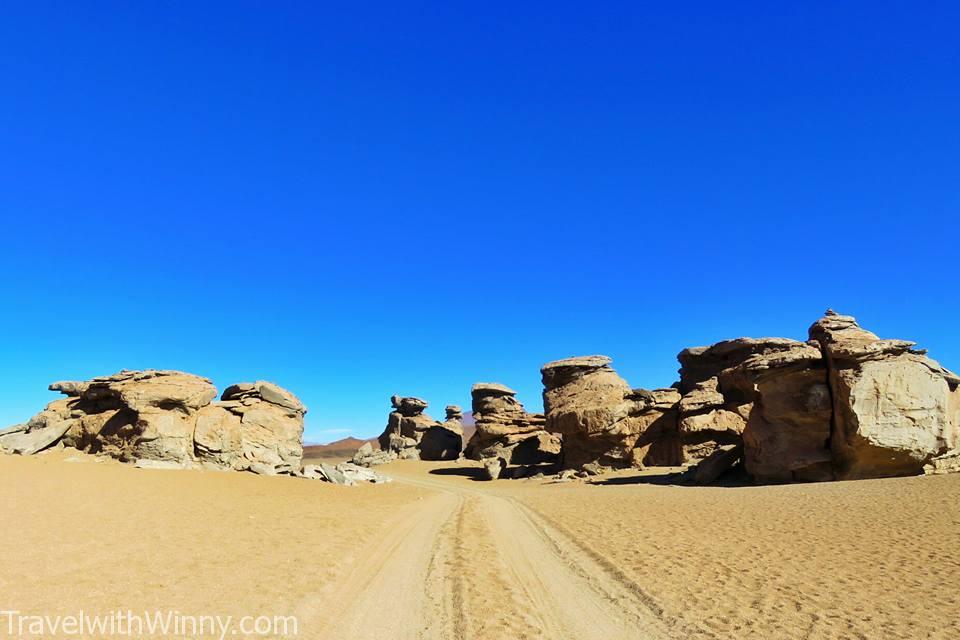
left=2, top=451, right=959, bottom=639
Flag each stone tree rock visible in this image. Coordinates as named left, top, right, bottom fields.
left=0, top=370, right=307, bottom=475
left=809, top=310, right=960, bottom=480
left=541, top=356, right=681, bottom=469
left=464, top=383, right=559, bottom=474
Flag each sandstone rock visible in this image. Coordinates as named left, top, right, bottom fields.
left=542, top=356, right=681, bottom=469
left=193, top=405, right=243, bottom=468
left=376, top=395, right=441, bottom=460
left=736, top=345, right=834, bottom=482
left=691, top=444, right=742, bottom=484
left=483, top=457, right=505, bottom=480
left=318, top=462, right=354, bottom=486
left=465, top=383, right=559, bottom=472
left=677, top=338, right=805, bottom=394
left=810, top=311, right=959, bottom=480
left=0, top=419, right=73, bottom=455
left=419, top=424, right=462, bottom=461
left=351, top=441, right=397, bottom=467
left=335, top=462, right=391, bottom=484
left=675, top=341, right=816, bottom=464
left=3, top=370, right=306, bottom=475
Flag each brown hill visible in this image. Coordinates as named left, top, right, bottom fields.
left=303, top=437, right=376, bottom=461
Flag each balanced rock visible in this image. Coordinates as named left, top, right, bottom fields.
left=464, top=383, right=559, bottom=475
left=376, top=395, right=462, bottom=461
left=377, top=395, right=435, bottom=457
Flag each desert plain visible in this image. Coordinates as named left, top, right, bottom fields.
left=3, top=449, right=958, bottom=640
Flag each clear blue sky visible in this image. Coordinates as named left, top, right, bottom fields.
left=1, top=2, right=957, bottom=442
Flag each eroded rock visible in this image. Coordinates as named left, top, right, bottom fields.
left=464, top=383, right=559, bottom=476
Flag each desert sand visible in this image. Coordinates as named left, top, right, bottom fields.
left=3, top=452, right=959, bottom=639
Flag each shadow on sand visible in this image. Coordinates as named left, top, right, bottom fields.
left=589, top=467, right=753, bottom=488
left=428, top=466, right=490, bottom=482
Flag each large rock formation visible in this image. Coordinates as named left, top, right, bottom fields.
left=809, top=311, right=960, bottom=479
left=724, top=343, right=833, bottom=482
left=541, top=356, right=681, bottom=469
left=377, top=395, right=462, bottom=461
left=542, top=312, right=959, bottom=484
left=676, top=339, right=806, bottom=464
left=0, top=370, right=307, bottom=475
left=464, top=383, right=559, bottom=477
left=679, top=311, right=959, bottom=482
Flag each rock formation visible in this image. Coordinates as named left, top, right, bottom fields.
left=464, top=383, right=559, bottom=478
left=541, top=312, right=959, bottom=484
left=541, top=356, right=681, bottom=470
left=419, top=405, right=464, bottom=461
left=0, top=370, right=307, bottom=475
left=377, top=395, right=462, bottom=461
left=809, top=310, right=960, bottom=480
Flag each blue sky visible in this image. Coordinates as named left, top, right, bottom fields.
left=1, top=2, right=958, bottom=442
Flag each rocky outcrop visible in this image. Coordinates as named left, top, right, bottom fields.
left=376, top=395, right=462, bottom=461
left=351, top=441, right=396, bottom=467
left=676, top=339, right=810, bottom=464
left=419, top=405, right=464, bottom=461
left=541, top=312, right=959, bottom=484
left=541, top=356, right=681, bottom=469
left=377, top=395, right=434, bottom=459
left=681, top=311, right=959, bottom=482
left=0, top=370, right=307, bottom=475
left=464, top=383, right=559, bottom=477
left=809, top=311, right=960, bottom=480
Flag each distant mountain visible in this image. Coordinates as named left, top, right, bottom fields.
left=303, top=436, right=377, bottom=461
left=304, top=414, right=477, bottom=461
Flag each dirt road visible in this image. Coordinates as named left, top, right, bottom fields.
left=314, top=467, right=676, bottom=640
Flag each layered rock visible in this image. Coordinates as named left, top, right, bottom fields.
left=541, top=356, right=681, bottom=469
left=0, top=370, right=307, bottom=475
left=376, top=395, right=462, bottom=461
left=724, top=343, right=833, bottom=482
left=809, top=310, right=960, bottom=479
left=676, top=339, right=810, bottom=463
left=419, top=405, right=464, bottom=461
left=464, top=383, right=559, bottom=477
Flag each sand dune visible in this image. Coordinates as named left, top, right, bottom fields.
left=3, top=452, right=959, bottom=639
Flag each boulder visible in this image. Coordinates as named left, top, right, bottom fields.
left=419, top=404, right=464, bottom=461
left=691, top=444, right=743, bottom=484
left=465, top=383, right=559, bottom=473
left=541, top=356, right=680, bottom=469
left=419, top=424, right=463, bottom=461
left=734, top=344, right=834, bottom=482
left=809, top=310, right=959, bottom=479
left=483, top=457, right=506, bottom=480
left=217, top=381, right=307, bottom=474
left=0, top=419, right=72, bottom=455
left=351, top=441, right=397, bottom=467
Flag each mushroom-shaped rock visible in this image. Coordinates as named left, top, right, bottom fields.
left=465, top=382, right=559, bottom=472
